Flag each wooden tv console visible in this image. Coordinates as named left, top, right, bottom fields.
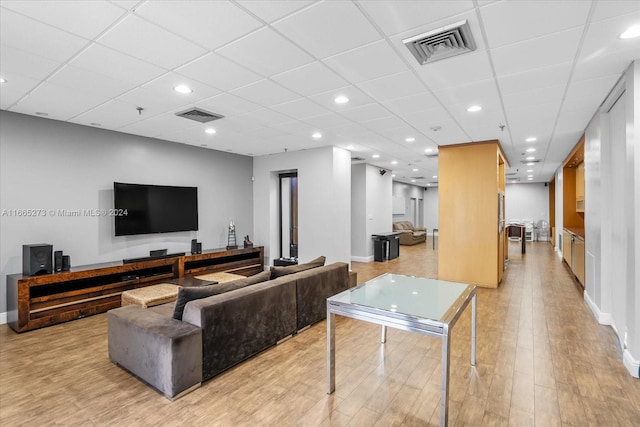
left=6, top=246, right=264, bottom=333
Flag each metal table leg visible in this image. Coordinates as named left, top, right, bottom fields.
left=327, top=305, right=335, bottom=394
left=441, top=325, right=451, bottom=426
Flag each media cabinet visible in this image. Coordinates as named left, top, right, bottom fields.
left=6, top=246, right=264, bottom=333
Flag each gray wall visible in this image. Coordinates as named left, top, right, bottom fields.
left=0, top=111, right=253, bottom=317
left=504, top=182, right=549, bottom=224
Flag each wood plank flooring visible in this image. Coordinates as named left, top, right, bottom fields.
left=1, top=240, right=639, bottom=426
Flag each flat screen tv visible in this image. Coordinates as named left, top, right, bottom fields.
left=113, top=182, right=198, bottom=236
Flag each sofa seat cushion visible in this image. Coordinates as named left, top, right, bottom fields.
left=270, top=255, right=326, bottom=279
left=172, top=270, right=271, bottom=320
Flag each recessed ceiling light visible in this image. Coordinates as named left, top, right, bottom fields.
left=334, top=95, right=349, bottom=104
left=411, top=179, right=416, bottom=183
left=527, top=169, right=533, bottom=173
left=525, top=137, right=537, bottom=142
left=466, top=105, right=482, bottom=112
left=346, top=145, right=354, bottom=150
left=426, top=183, right=431, bottom=186
left=527, top=175, right=533, bottom=178
left=405, top=137, right=415, bottom=142
left=511, top=180, right=517, bottom=183
left=526, top=156, right=535, bottom=160
left=0, top=77, right=6, bottom=83
left=312, top=132, right=322, bottom=139
left=205, top=128, right=216, bottom=135
left=372, top=154, right=380, bottom=158
left=173, top=85, right=193, bottom=94
left=526, top=162, right=535, bottom=166
left=425, top=148, right=433, bottom=153
left=391, top=174, right=396, bottom=178
left=391, top=160, right=398, bottom=165
left=620, top=24, right=640, bottom=39
left=432, top=175, right=437, bottom=178
left=412, top=168, right=419, bottom=172
left=526, top=148, right=536, bottom=152
left=528, top=178, right=533, bottom=181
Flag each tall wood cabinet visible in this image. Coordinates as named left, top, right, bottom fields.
left=562, top=136, right=585, bottom=287
left=438, top=140, right=508, bottom=288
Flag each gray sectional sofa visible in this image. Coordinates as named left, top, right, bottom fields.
left=107, top=261, right=349, bottom=399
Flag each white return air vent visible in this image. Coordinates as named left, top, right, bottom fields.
left=403, top=20, right=476, bottom=65
left=175, top=107, right=224, bottom=123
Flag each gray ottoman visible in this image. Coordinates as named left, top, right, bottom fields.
left=108, top=306, right=202, bottom=400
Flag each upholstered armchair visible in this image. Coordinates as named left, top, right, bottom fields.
left=392, top=221, right=427, bottom=245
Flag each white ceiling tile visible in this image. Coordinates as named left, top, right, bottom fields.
left=573, top=51, right=636, bottom=82
left=338, top=104, right=393, bottom=123
left=270, top=98, right=331, bottom=120
left=10, top=81, right=110, bottom=121
left=1, top=0, right=125, bottom=39
left=433, top=79, right=500, bottom=109
left=141, top=72, right=221, bottom=103
left=502, top=84, right=566, bottom=114
left=236, top=0, right=316, bottom=23
left=427, top=120, right=471, bottom=145
left=303, top=112, right=352, bottom=129
left=591, top=1, right=640, bottom=22
left=116, top=85, right=193, bottom=117
left=136, top=1, right=262, bottom=50
left=269, top=120, right=320, bottom=137
left=382, top=92, right=440, bottom=116
left=0, top=44, right=62, bottom=80
left=507, top=101, right=560, bottom=141
left=323, top=40, right=408, bottom=84
left=273, top=1, right=381, bottom=58
left=47, top=65, right=137, bottom=99
left=118, top=111, right=199, bottom=138
left=402, top=107, right=456, bottom=132
left=197, top=93, right=262, bottom=117
left=497, top=62, right=572, bottom=95
left=480, top=1, right=591, bottom=49
left=358, top=1, right=475, bottom=37
left=217, top=27, right=313, bottom=77
left=239, top=108, right=295, bottom=127
left=230, top=79, right=300, bottom=107
left=491, top=27, right=583, bottom=76
left=0, top=73, right=40, bottom=109
left=175, top=53, right=262, bottom=92
left=358, top=71, right=427, bottom=103
left=271, top=61, right=349, bottom=96
left=578, top=11, right=640, bottom=69
left=414, top=50, right=494, bottom=90
left=69, top=44, right=166, bottom=86
left=564, top=74, right=620, bottom=114
left=309, top=85, right=375, bottom=112
left=70, top=99, right=150, bottom=129
left=360, top=115, right=408, bottom=133
left=97, top=15, right=207, bottom=69
left=0, top=8, right=89, bottom=63
left=109, top=1, right=138, bottom=11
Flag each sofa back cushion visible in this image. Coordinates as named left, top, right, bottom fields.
left=295, top=262, right=349, bottom=330
left=172, top=270, right=271, bottom=320
left=269, top=255, right=326, bottom=279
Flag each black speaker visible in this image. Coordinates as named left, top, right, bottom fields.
left=54, top=250, right=63, bottom=273
left=191, top=239, right=202, bottom=254
left=62, top=255, right=71, bottom=272
left=23, top=244, right=53, bottom=276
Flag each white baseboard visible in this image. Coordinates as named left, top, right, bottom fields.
left=351, top=255, right=373, bottom=263
left=623, top=349, right=640, bottom=378
left=0, top=311, right=6, bottom=325
left=583, top=292, right=612, bottom=325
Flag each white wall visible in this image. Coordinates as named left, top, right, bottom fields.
left=351, top=164, right=392, bottom=261
left=504, top=182, right=549, bottom=224
left=0, top=111, right=254, bottom=318
left=577, top=61, right=640, bottom=378
left=253, top=146, right=351, bottom=267
left=423, top=186, right=439, bottom=231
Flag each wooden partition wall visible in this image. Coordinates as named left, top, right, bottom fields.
left=438, top=140, right=508, bottom=288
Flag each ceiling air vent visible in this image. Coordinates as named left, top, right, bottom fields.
left=175, top=108, right=224, bottom=123
left=425, top=153, right=439, bottom=159
left=520, top=160, right=541, bottom=164
left=403, top=20, right=476, bottom=65
left=351, top=157, right=365, bottom=162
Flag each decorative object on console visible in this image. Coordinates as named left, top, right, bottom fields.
left=226, top=220, right=237, bottom=250
left=22, top=244, right=53, bottom=276
left=54, top=250, right=63, bottom=273
left=270, top=256, right=325, bottom=279
left=243, top=235, right=253, bottom=248
left=62, top=255, right=71, bottom=272
left=190, top=239, right=202, bottom=254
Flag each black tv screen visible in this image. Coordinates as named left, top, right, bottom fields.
left=113, top=182, right=198, bottom=236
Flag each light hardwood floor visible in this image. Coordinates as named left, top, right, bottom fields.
left=1, top=240, right=639, bottom=426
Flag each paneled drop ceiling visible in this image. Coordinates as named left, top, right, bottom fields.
left=1, top=0, right=639, bottom=186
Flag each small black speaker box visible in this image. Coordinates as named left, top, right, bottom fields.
left=62, top=255, right=71, bottom=272
left=23, top=244, right=53, bottom=276
left=191, top=239, right=202, bottom=254
left=54, top=250, right=63, bottom=273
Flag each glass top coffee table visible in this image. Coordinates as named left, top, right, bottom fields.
left=326, top=273, right=477, bottom=426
